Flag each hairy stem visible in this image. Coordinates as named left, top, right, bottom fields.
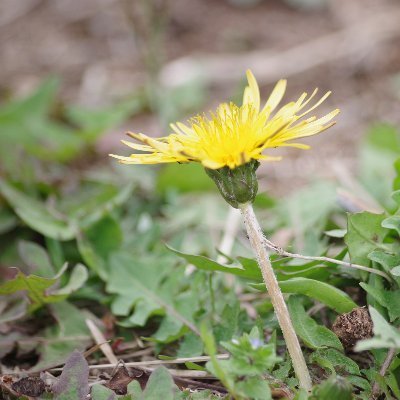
left=262, top=237, right=391, bottom=281
left=239, top=203, right=312, bottom=392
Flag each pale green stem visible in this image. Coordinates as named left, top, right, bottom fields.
left=239, top=202, right=312, bottom=392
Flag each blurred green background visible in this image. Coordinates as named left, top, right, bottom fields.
left=1, top=1, right=400, bottom=394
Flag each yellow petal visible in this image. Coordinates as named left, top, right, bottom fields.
left=242, top=86, right=253, bottom=106
left=109, top=154, right=136, bottom=162
left=201, top=159, right=225, bottom=169
left=298, top=91, right=331, bottom=118
left=245, top=70, right=260, bottom=111
left=257, top=154, right=283, bottom=162
left=127, top=132, right=169, bottom=153
left=275, top=142, right=311, bottom=149
left=262, top=79, right=287, bottom=114
left=121, top=140, right=152, bottom=152
left=176, top=122, right=196, bottom=136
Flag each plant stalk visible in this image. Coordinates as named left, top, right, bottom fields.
left=239, top=203, right=312, bottom=392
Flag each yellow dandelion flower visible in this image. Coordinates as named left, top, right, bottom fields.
left=110, top=70, right=339, bottom=170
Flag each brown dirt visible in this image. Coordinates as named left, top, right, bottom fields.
left=1, top=0, right=400, bottom=192
left=332, top=307, right=374, bottom=350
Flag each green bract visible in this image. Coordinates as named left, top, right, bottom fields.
left=205, top=160, right=260, bottom=208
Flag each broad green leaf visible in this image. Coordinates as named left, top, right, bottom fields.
left=368, top=250, right=400, bottom=273
left=0, top=77, right=58, bottom=119
left=214, top=301, right=240, bottom=343
left=52, top=264, right=88, bottom=296
left=0, top=264, right=88, bottom=311
left=77, top=214, right=122, bottom=280
left=0, top=180, right=77, bottom=240
left=288, top=297, right=343, bottom=350
left=313, top=376, right=353, bottom=400
left=90, top=385, right=117, bottom=400
left=31, top=302, right=91, bottom=371
left=0, top=207, right=18, bottom=234
left=293, top=389, right=308, bottom=400
left=390, top=266, right=400, bottom=276
left=60, top=182, right=134, bottom=229
left=394, top=159, right=400, bottom=192
left=253, top=277, right=357, bottom=313
left=167, top=246, right=333, bottom=282
left=359, top=123, right=400, bottom=208
left=177, top=332, right=203, bottom=358
left=83, top=216, right=122, bottom=260
left=107, top=251, right=196, bottom=338
left=360, top=283, right=400, bottom=322
left=166, top=245, right=261, bottom=280
left=151, top=292, right=198, bottom=343
left=368, top=250, right=400, bottom=285
left=0, top=78, right=84, bottom=165
left=382, top=215, right=400, bottom=236
left=235, top=376, right=271, bottom=400
left=46, top=237, right=65, bottom=271
left=150, top=315, right=186, bottom=343
left=238, top=256, right=330, bottom=282
left=372, top=374, right=396, bottom=400
left=19, top=240, right=55, bottom=278
left=127, top=380, right=143, bottom=397
left=142, top=367, right=176, bottom=400
left=168, top=246, right=330, bottom=283
left=77, top=235, right=108, bottom=281
left=203, top=327, right=278, bottom=399
left=345, top=212, right=388, bottom=265
left=272, top=359, right=291, bottom=381
left=310, top=348, right=360, bottom=375
left=393, top=190, right=400, bottom=206
left=0, top=268, right=58, bottom=311
left=386, top=372, right=400, bottom=399
left=176, top=390, right=221, bottom=399
left=356, top=307, right=400, bottom=351
left=107, top=251, right=167, bottom=323
left=53, top=351, right=89, bottom=400
left=220, top=333, right=279, bottom=375
left=324, top=229, right=346, bottom=238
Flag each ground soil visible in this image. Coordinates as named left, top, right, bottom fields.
left=1, top=0, right=400, bottom=192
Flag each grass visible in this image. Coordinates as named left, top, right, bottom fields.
left=0, top=78, right=400, bottom=399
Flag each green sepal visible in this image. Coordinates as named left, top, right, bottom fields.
left=205, top=160, right=259, bottom=208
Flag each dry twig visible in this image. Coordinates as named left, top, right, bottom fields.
left=86, top=319, right=118, bottom=365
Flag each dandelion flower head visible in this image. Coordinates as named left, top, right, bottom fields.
left=110, top=70, right=339, bottom=170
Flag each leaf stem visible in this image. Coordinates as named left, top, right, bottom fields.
left=239, top=203, right=312, bottom=392
left=262, top=237, right=391, bottom=281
